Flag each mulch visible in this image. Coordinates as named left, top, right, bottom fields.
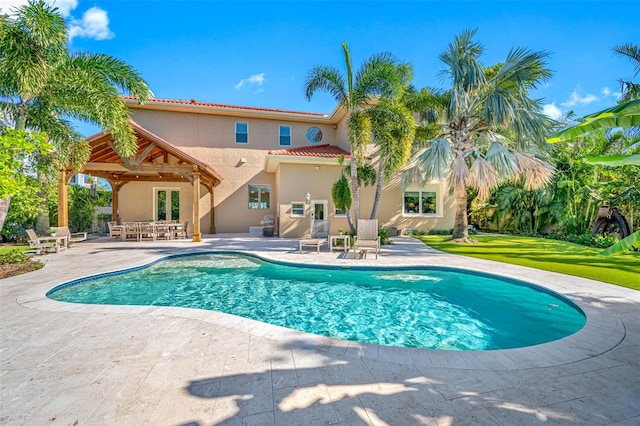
left=0, top=261, right=43, bottom=280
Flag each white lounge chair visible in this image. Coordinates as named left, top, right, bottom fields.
left=26, top=229, right=63, bottom=254
left=51, top=226, right=87, bottom=245
left=352, top=219, right=380, bottom=259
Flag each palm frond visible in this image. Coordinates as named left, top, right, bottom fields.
left=513, top=151, right=555, bottom=190
left=452, top=149, right=469, bottom=189
left=468, top=156, right=499, bottom=199
left=304, top=65, right=347, bottom=104
left=68, top=53, right=153, bottom=101
left=484, top=140, right=519, bottom=179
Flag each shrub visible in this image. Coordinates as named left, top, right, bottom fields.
left=0, top=249, right=30, bottom=265
left=378, top=228, right=390, bottom=245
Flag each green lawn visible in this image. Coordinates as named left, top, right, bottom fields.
left=0, top=245, right=30, bottom=255
left=417, top=234, right=640, bottom=290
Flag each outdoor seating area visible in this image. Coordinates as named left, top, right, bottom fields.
left=108, top=221, right=188, bottom=242
left=26, top=229, right=67, bottom=255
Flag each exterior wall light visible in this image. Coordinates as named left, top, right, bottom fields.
left=305, top=192, right=311, bottom=204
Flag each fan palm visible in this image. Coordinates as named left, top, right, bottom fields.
left=403, top=29, right=555, bottom=241
left=0, top=0, right=152, bottom=231
left=305, top=42, right=410, bottom=230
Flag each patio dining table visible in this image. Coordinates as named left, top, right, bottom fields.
left=114, top=222, right=184, bottom=241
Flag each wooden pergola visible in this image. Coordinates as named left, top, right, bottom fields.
left=57, top=120, right=222, bottom=242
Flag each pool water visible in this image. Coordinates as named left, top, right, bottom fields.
left=47, top=253, right=586, bottom=350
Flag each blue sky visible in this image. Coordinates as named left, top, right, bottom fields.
left=3, top=0, right=639, bottom=137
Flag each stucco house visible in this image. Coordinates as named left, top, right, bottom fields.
left=57, top=97, right=455, bottom=240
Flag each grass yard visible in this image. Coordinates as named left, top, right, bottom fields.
left=0, top=245, right=42, bottom=279
left=417, top=234, right=640, bottom=290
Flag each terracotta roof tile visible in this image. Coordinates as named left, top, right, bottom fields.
left=122, top=96, right=327, bottom=117
left=268, top=144, right=350, bottom=158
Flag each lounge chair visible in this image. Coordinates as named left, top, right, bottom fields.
left=51, top=226, right=87, bottom=246
left=298, top=220, right=330, bottom=253
left=26, top=229, right=63, bottom=254
left=352, top=219, right=380, bottom=259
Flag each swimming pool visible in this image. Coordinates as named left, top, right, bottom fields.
left=47, top=252, right=586, bottom=351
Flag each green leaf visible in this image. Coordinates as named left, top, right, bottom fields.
left=601, top=231, right=640, bottom=256
left=584, top=154, right=640, bottom=166
left=547, top=99, right=640, bottom=143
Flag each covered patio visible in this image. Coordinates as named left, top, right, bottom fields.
left=56, top=120, right=222, bottom=242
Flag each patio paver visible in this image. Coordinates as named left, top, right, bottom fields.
left=1, top=235, right=638, bottom=425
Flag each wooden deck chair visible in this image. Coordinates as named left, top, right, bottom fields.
left=352, top=219, right=380, bottom=259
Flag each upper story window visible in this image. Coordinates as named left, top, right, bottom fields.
left=235, top=122, right=248, bottom=144
left=248, top=185, right=270, bottom=209
left=279, top=125, right=291, bottom=146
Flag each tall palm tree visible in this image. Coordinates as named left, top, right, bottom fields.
left=368, top=100, right=415, bottom=219
left=305, top=42, right=409, bottom=230
left=0, top=0, right=152, bottom=231
left=403, top=29, right=555, bottom=242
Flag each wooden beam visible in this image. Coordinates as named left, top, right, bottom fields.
left=192, top=169, right=201, bottom=242
left=83, top=162, right=193, bottom=174
left=132, top=143, right=156, bottom=165
left=58, top=169, right=68, bottom=227
left=206, top=182, right=216, bottom=234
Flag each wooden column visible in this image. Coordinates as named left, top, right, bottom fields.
left=110, top=179, right=120, bottom=224
left=57, top=169, right=68, bottom=227
left=192, top=168, right=201, bottom=242
left=207, top=183, right=216, bottom=234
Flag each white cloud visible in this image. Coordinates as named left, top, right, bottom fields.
left=51, top=0, right=77, bottom=17
left=561, top=88, right=598, bottom=108
left=601, top=86, right=622, bottom=99
left=0, top=0, right=26, bottom=14
left=235, top=73, right=266, bottom=90
left=68, top=6, right=114, bottom=41
left=1, top=0, right=113, bottom=41
left=543, top=103, right=564, bottom=120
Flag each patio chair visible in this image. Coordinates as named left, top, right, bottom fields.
left=139, top=222, right=156, bottom=241
left=123, top=222, right=139, bottom=241
left=51, top=226, right=87, bottom=245
left=173, top=220, right=188, bottom=239
left=107, top=222, right=122, bottom=239
left=352, top=219, right=380, bottom=259
left=155, top=222, right=172, bottom=240
left=26, top=229, right=59, bottom=255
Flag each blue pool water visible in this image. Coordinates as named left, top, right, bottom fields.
left=47, top=253, right=586, bottom=350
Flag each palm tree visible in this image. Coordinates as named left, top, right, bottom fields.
left=305, top=42, right=410, bottom=230
left=0, top=0, right=152, bottom=231
left=403, top=29, right=555, bottom=242
left=613, top=43, right=639, bottom=102
left=368, top=100, right=415, bottom=219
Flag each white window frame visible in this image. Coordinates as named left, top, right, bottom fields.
left=333, top=206, right=347, bottom=217
left=279, top=125, right=291, bottom=146
left=402, top=184, right=442, bottom=217
left=235, top=122, right=248, bottom=144
left=153, top=187, right=181, bottom=221
left=248, top=184, right=270, bottom=210
left=290, top=202, right=305, bottom=217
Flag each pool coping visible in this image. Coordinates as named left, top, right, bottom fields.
left=13, top=236, right=636, bottom=371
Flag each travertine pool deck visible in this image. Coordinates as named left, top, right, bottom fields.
left=1, top=234, right=638, bottom=425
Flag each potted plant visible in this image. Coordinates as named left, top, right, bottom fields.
left=337, top=228, right=344, bottom=235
